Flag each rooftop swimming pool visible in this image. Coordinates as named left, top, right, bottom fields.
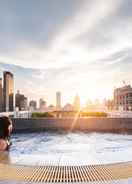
left=8, top=131, right=132, bottom=166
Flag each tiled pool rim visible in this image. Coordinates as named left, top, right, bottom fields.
left=0, top=161, right=132, bottom=183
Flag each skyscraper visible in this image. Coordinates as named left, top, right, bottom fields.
left=56, top=91, right=61, bottom=110
left=0, top=78, right=3, bottom=112
left=3, top=71, right=14, bottom=112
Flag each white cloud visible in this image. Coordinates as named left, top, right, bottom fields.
left=0, top=0, right=124, bottom=69
left=0, top=0, right=132, bottom=103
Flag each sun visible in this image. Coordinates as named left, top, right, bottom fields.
left=77, top=85, right=113, bottom=106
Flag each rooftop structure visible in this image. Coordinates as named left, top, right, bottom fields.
left=114, top=85, right=132, bottom=111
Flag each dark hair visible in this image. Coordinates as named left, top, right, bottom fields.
left=0, top=116, right=12, bottom=139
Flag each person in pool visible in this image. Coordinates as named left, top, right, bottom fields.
left=0, top=116, right=13, bottom=151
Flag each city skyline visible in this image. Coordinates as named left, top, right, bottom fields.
left=0, top=0, right=132, bottom=105
left=0, top=64, right=132, bottom=106
left=0, top=69, right=132, bottom=112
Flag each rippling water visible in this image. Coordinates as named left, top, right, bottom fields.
left=8, top=132, right=132, bottom=166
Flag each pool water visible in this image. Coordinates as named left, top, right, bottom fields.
left=8, top=132, right=132, bottom=166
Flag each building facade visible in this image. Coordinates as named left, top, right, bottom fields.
left=114, top=85, right=132, bottom=111
left=15, top=90, right=28, bottom=111
left=3, top=71, right=14, bottom=112
left=56, top=91, right=61, bottom=110
left=0, top=78, right=3, bottom=112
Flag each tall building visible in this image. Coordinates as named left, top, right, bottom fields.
left=29, top=100, right=37, bottom=111
left=0, top=78, right=3, bottom=112
left=15, top=90, right=28, bottom=111
left=56, top=91, right=61, bottom=110
left=3, top=71, right=14, bottom=112
left=114, top=85, right=132, bottom=111
left=73, top=94, right=80, bottom=111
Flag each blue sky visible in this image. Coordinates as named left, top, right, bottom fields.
left=0, top=0, right=132, bottom=105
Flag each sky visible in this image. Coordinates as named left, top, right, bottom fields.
left=0, top=0, right=132, bottom=106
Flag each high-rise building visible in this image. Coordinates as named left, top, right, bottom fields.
left=114, top=85, right=132, bottom=111
left=0, top=78, right=3, bottom=112
left=29, top=100, right=37, bottom=111
left=73, top=94, right=80, bottom=111
left=56, top=91, right=61, bottom=110
left=15, top=90, right=28, bottom=111
left=3, top=71, right=14, bottom=112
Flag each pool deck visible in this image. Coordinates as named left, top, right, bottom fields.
left=0, top=152, right=132, bottom=183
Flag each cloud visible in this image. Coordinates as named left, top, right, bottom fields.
left=0, top=0, right=127, bottom=69
left=0, top=0, right=132, bottom=103
left=0, top=0, right=81, bottom=45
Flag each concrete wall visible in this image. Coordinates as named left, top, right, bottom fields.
left=12, top=118, right=132, bottom=133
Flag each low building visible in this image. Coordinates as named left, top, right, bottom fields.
left=48, top=104, right=56, bottom=112
left=39, top=98, right=47, bottom=111
left=63, top=103, right=74, bottom=111
left=114, top=85, right=132, bottom=111
left=105, top=99, right=114, bottom=111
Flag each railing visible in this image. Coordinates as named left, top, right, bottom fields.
left=1, top=110, right=132, bottom=118
left=107, top=110, right=132, bottom=118
left=0, top=111, right=32, bottom=118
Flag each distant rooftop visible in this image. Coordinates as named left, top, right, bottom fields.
left=115, top=85, right=132, bottom=91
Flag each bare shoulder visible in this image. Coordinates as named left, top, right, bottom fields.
left=0, top=139, right=7, bottom=151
